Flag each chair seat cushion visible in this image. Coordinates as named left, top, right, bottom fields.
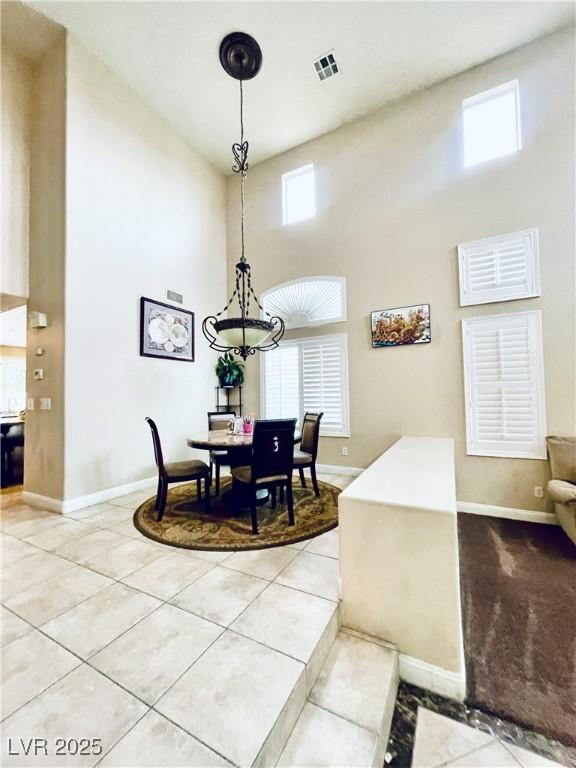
left=293, top=450, right=313, bottom=466
left=165, top=459, right=210, bottom=479
left=231, top=466, right=287, bottom=485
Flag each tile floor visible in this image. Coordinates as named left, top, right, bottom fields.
left=0, top=474, right=569, bottom=768
left=0, top=474, right=347, bottom=767
left=410, top=707, right=565, bottom=768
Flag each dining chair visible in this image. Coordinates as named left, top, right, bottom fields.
left=207, top=410, right=235, bottom=496
left=293, top=412, right=324, bottom=496
left=231, top=418, right=297, bottom=535
left=146, top=417, right=211, bottom=521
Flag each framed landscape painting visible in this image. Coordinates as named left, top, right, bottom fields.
left=371, top=304, right=431, bottom=348
left=140, top=297, right=194, bottom=362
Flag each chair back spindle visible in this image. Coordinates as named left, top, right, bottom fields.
left=146, top=417, right=165, bottom=473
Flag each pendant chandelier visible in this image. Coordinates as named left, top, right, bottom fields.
left=202, top=32, right=285, bottom=360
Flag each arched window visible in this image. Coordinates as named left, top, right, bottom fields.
left=261, top=276, right=346, bottom=329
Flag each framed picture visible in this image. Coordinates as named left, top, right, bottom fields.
left=371, top=304, right=431, bottom=348
left=140, top=297, right=194, bottom=362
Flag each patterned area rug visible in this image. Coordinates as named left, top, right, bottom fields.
left=133, top=477, right=340, bottom=551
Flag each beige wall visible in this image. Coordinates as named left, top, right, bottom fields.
left=63, top=38, right=226, bottom=500
left=25, top=36, right=67, bottom=500
left=1, top=42, right=31, bottom=301
left=227, top=28, right=575, bottom=511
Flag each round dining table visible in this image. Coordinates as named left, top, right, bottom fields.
left=186, top=429, right=301, bottom=510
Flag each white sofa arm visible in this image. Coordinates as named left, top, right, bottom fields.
left=548, top=479, right=576, bottom=506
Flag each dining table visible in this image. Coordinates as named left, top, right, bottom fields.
left=186, top=429, right=301, bottom=511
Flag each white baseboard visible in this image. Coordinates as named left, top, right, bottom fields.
left=399, top=653, right=466, bottom=701
left=457, top=501, right=558, bottom=525
left=20, top=492, right=64, bottom=513
left=23, top=476, right=157, bottom=515
left=316, top=464, right=363, bottom=477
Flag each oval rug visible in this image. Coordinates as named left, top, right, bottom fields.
left=133, top=477, right=340, bottom=552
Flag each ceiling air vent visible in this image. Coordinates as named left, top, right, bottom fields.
left=313, top=51, right=339, bottom=81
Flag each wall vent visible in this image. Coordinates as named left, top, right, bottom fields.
left=313, top=51, right=339, bottom=81
left=167, top=290, right=183, bottom=304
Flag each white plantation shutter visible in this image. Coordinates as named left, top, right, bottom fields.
left=458, top=229, right=540, bottom=306
left=462, top=311, right=546, bottom=459
left=261, top=277, right=346, bottom=329
left=261, top=333, right=350, bottom=437
left=302, top=336, right=349, bottom=436
left=263, top=344, right=300, bottom=421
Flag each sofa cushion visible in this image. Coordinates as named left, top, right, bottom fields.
left=546, top=436, right=576, bottom=483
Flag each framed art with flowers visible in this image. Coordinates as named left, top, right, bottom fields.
left=140, top=297, right=194, bottom=362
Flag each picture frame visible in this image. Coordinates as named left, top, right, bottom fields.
left=140, top=297, right=195, bottom=362
left=371, top=304, right=431, bottom=348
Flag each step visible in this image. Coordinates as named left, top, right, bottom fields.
left=276, top=628, right=400, bottom=767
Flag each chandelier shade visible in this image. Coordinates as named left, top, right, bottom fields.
left=201, top=32, right=285, bottom=361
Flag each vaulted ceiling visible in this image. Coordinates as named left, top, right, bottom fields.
left=21, top=1, right=576, bottom=172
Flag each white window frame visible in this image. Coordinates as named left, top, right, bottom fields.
left=462, top=310, right=547, bottom=460
left=463, top=79, right=522, bottom=168
left=260, top=332, right=350, bottom=438
left=261, top=276, right=347, bottom=329
left=458, top=228, right=540, bottom=306
left=282, top=164, right=316, bottom=226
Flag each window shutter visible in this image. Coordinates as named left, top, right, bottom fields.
left=462, top=311, right=546, bottom=459
left=301, top=336, right=349, bottom=436
left=261, top=333, right=350, bottom=437
left=458, top=229, right=540, bottom=306
left=262, top=344, right=300, bottom=421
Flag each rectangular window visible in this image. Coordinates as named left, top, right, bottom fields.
left=282, top=164, right=316, bottom=225
left=261, top=333, right=349, bottom=437
left=458, top=228, right=540, bottom=306
left=462, top=311, right=546, bottom=459
left=463, top=80, right=521, bottom=168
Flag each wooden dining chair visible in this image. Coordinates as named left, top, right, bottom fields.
left=293, top=412, right=324, bottom=496
left=207, top=411, right=235, bottom=496
left=146, top=417, right=211, bottom=521
left=231, top=418, right=297, bottom=535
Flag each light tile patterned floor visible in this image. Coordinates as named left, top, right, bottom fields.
left=411, top=708, right=566, bottom=768
left=0, top=474, right=564, bottom=767
left=0, top=474, right=346, bottom=767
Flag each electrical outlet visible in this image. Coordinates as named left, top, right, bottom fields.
left=27, top=398, right=34, bottom=411
left=534, top=486, right=544, bottom=498
left=33, top=369, right=44, bottom=380
left=341, top=447, right=348, bottom=456
left=40, top=398, right=52, bottom=411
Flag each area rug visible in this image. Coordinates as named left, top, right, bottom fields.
left=458, top=512, right=576, bottom=748
left=133, top=477, right=340, bottom=551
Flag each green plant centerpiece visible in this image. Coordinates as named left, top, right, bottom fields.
left=215, top=352, right=245, bottom=389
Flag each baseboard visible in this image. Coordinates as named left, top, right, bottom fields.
left=23, top=476, right=157, bottom=515
left=316, top=463, right=363, bottom=477
left=21, top=492, right=64, bottom=513
left=399, top=653, right=466, bottom=701
left=457, top=501, right=558, bottom=525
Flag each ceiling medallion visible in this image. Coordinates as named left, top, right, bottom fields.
left=202, top=32, right=284, bottom=360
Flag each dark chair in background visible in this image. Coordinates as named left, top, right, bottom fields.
left=146, top=417, right=211, bottom=521
left=231, top=418, right=297, bottom=535
left=293, top=412, right=323, bottom=496
left=1, top=423, right=24, bottom=487
left=207, top=410, right=235, bottom=496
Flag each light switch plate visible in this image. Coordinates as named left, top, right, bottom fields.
left=33, top=369, right=44, bottom=380
left=40, top=398, right=52, bottom=410
left=27, top=398, right=34, bottom=411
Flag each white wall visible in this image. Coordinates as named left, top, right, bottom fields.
left=64, top=38, right=226, bottom=500
left=227, top=28, right=575, bottom=511
left=1, top=42, right=31, bottom=301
